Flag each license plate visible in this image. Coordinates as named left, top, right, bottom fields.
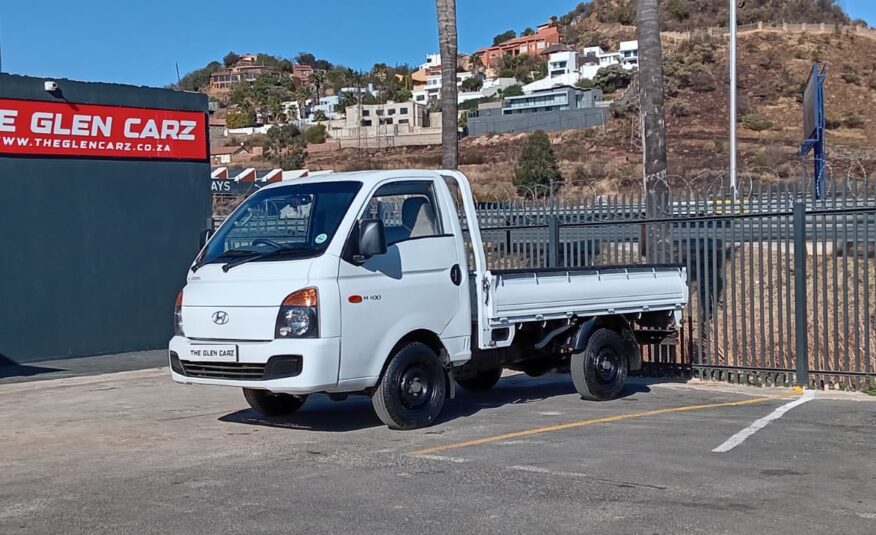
left=187, top=344, right=238, bottom=362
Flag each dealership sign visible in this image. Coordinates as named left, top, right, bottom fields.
left=0, top=98, right=207, bottom=160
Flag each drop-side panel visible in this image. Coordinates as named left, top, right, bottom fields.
left=487, top=266, right=688, bottom=324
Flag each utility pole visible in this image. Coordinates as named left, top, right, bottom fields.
left=729, top=0, right=738, bottom=199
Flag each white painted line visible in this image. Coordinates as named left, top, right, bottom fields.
left=713, top=390, right=815, bottom=453
left=417, top=454, right=469, bottom=463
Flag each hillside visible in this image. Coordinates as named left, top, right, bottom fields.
left=558, top=0, right=857, bottom=33
left=310, top=28, right=876, bottom=198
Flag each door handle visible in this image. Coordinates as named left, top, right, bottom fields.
left=450, top=264, right=462, bottom=286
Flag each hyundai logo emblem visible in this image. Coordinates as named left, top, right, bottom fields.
left=211, top=311, right=229, bottom=325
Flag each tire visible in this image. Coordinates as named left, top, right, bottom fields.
left=457, top=367, right=503, bottom=392
left=570, top=328, right=629, bottom=401
left=243, top=388, right=308, bottom=417
left=372, top=342, right=447, bottom=430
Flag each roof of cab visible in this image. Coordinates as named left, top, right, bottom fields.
left=259, top=169, right=444, bottom=192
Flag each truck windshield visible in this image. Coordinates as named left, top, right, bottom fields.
left=200, top=181, right=362, bottom=266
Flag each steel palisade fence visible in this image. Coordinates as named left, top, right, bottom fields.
left=209, top=166, right=876, bottom=390
left=467, top=177, right=876, bottom=390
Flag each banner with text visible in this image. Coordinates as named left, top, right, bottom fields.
left=0, top=98, right=207, bottom=160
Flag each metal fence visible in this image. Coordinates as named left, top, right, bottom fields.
left=470, top=179, right=876, bottom=390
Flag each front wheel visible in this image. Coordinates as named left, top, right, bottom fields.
left=372, top=342, right=447, bottom=430
left=571, top=328, right=629, bottom=401
left=243, top=388, right=307, bottom=416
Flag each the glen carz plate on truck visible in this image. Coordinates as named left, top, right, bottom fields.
left=187, top=344, right=238, bottom=362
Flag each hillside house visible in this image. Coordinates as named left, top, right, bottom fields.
left=210, top=145, right=250, bottom=165
left=466, top=85, right=607, bottom=136
left=474, top=22, right=561, bottom=68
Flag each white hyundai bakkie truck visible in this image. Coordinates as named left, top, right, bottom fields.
left=170, top=170, right=688, bottom=429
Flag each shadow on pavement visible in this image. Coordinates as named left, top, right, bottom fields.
left=0, top=354, right=65, bottom=379
left=438, top=375, right=651, bottom=424
left=218, top=374, right=652, bottom=432
left=219, top=395, right=383, bottom=432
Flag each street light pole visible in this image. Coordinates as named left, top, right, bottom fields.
left=729, top=0, right=738, bottom=199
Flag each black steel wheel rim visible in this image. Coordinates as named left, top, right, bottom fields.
left=398, top=362, right=433, bottom=410
left=594, top=348, right=620, bottom=385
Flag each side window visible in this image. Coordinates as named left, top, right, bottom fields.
left=361, top=181, right=442, bottom=245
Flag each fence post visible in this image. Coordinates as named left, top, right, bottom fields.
left=793, top=201, right=809, bottom=388
left=548, top=214, right=559, bottom=268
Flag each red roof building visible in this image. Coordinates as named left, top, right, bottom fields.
left=475, top=23, right=561, bottom=68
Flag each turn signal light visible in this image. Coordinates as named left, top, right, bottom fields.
left=282, top=288, right=318, bottom=307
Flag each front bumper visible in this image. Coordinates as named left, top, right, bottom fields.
left=168, top=335, right=340, bottom=394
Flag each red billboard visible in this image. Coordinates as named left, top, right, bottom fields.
left=0, top=98, right=207, bottom=160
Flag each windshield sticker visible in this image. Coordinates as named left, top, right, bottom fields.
left=315, top=233, right=328, bottom=244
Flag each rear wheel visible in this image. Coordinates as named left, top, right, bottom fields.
left=372, top=342, right=446, bottom=430
left=571, top=328, right=628, bottom=401
left=243, top=388, right=307, bottom=416
left=456, top=367, right=503, bottom=392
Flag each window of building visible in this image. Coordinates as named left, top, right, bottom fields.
left=399, top=107, right=408, bottom=115
left=361, top=120, right=372, bottom=127
left=388, top=108, right=396, bottom=116
left=399, top=119, right=410, bottom=125
left=376, top=109, right=384, bottom=116
left=362, top=110, right=370, bottom=117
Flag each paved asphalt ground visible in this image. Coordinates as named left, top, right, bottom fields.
left=1, top=355, right=875, bottom=534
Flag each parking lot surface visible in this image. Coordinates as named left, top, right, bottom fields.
left=1, top=362, right=875, bottom=534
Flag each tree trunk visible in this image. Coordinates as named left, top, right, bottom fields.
left=436, top=0, right=459, bottom=169
left=636, top=0, right=670, bottom=262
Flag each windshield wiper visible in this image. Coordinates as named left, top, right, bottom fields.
left=191, top=249, right=259, bottom=272
left=221, top=246, right=305, bottom=272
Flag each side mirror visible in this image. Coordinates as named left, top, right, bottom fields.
left=355, top=219, right=387, bottom=262
left=199, top=228, right=213, bottom=249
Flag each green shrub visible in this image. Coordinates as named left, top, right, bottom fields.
left=460, top=76, right=483, bottom=92
left=513, top=131, right=562, bottom=198
left=825, top=112, right=843, bottom=129
left=226, top=110, right=256, bottom=129
left=841, top=64, right=861, bottom=85
left=843, top=113, right=865, bottom=129
left=741, top=114, right=773, bottom=132
left=502, top=84, right=524, bottom=97
left=611, top=1, right=634, bottom=25
left=594, top=64, right=632, bottom=94
left=301, top=124, right=328, bottom=144
left=670, top=101, right=692, bottom=118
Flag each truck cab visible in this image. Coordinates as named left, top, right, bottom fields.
left=170, top=170, right=688, bottom=429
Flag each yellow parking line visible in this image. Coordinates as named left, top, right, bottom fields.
left=412, top=395, right=792, bottom=456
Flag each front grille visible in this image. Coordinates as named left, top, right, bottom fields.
left=180, top=361, right=266, bottom=380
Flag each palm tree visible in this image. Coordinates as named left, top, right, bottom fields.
left=294, top=86, right=312, bottom=125
left=435, top=0, right=458, bottom=169
left=308, top=70, right=326, bottom=104
left=469, top=53, right=484, bottom=76
left=637, top=0, right=670, bottom=261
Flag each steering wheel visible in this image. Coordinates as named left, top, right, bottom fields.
left=251, top=238, right=283, bottom=249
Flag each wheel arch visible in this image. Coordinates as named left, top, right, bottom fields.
left=569, top=315, right=642, bottom=372
left=377, top=329, right=454, bottom=397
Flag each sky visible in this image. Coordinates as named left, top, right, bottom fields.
left=1, top=0, right=874, bottom=88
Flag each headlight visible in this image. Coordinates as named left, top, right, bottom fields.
left=275, top=288, right=318, bottom=338
left=174, top=290, right=184, bottom=336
